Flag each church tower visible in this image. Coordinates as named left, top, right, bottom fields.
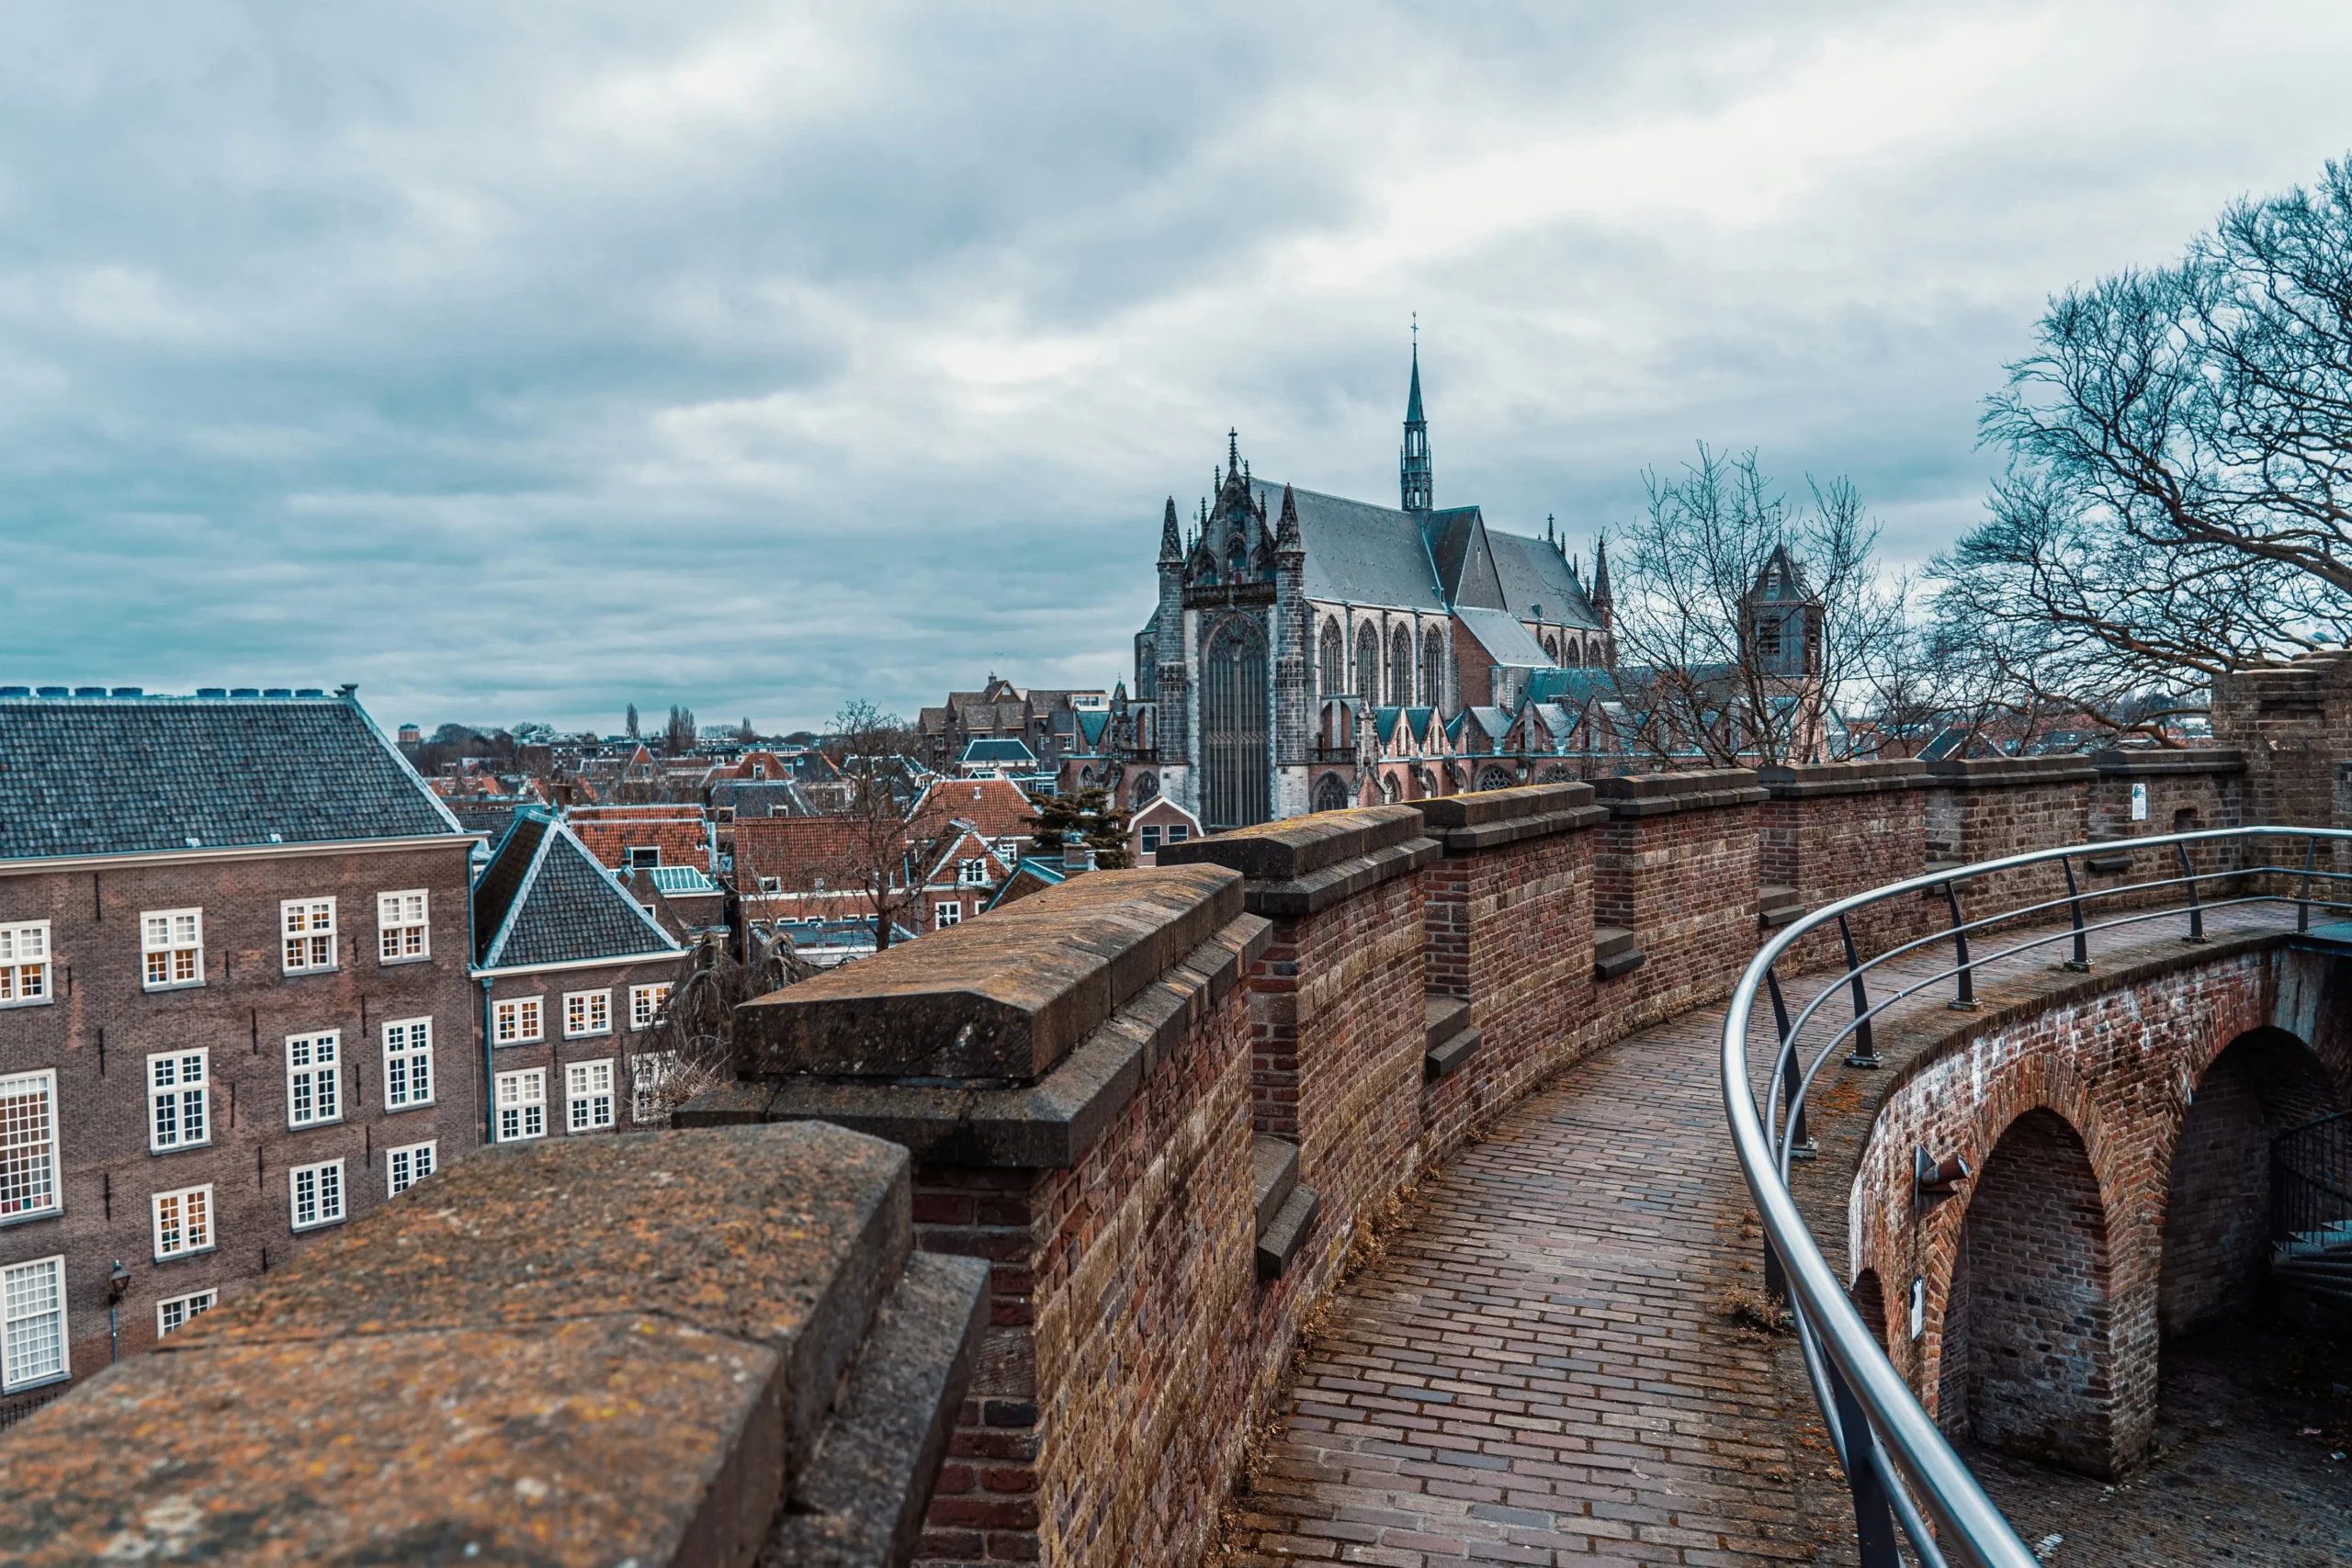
left=1400, top=343, right=1432, bottom=513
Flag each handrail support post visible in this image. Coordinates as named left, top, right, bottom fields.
left=1943, top=881, right=1977, bottom=1012
left=1838, top=915, right=1881, bottom=1069
left=2177, top=840, right=2206, bottom=943
left=2061, top=855, right=2092, bottom=971
left=1768, top=967, right=1815, bottom=1161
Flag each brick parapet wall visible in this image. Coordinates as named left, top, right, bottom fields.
left=1758, top=761, right=1931, bottom=972
left=1416, top=784, right=1604, bottom=1163
left=2212, top=651, right=2352, bottom=830
left=1922, top=757, right=2095, bottom=917
left=1589, top=771, right=1766, bottom=1035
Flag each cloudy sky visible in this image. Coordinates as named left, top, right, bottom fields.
left=4, top=3, right=2349, bottom=734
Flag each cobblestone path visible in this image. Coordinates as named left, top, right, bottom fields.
left=1225, top=906, right=2297, bottom=1567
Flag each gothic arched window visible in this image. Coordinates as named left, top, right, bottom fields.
left=1544, top=635, right=1560, bottom=664
left=1319, top=619, right=1344, bottom=697
left=1421, top=626, right=1444, bottom=706
left=1353, top=623, right=1380, bottom=699
left=1313, top=772, right=1351, bottom=814
left=1388, top=626, right=1412, bottom=709
left=1477, top=765, right=1517, bottom=792
left=1201, top=619, right=1271, bottom=829
left=1131, top=773, right=1158, bottom=807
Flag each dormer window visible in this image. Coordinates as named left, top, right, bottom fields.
left=626, top=847, right=661, bottom=870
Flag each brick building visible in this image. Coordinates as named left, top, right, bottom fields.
left=0, top=690, right=480, bottom=1420
left=469, top=810, right=685, bottom=1149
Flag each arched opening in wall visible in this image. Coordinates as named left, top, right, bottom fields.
left=1353, top=624, right=1380, bottom=700
left=1476, top=765, right=1516, bottom=793
left=1388, top=626, right=1412, bottom=709
left=1421, top=626, right=1445, bottom=706
left=2159, top=1026, right=2342, bottom=1339
left=1544, top=634, right=1560, bottom=663
left=1318, top=620, right=1344, bottom=698
left=1379, top=773, right=1400, bottom=805
left=1201, top=619, right=1270, bottom=830
left=1946, top=1108, right=2120, bottom=1478
left=1850, top=1269, right=1889, bottom=1353
left=1313, top=772, right=1351, bottom=814
left=1131, top=773, right=1158, bottom=808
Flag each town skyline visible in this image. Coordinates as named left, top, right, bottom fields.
left=6, top=5, right=2351, bottom=733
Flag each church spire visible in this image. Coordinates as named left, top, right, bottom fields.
left=1275, top=482, right=1302, bottom=552
left=1400, top=328, right=1432, bottom=513
left=1591, top=535, right=1613, bottom=610
left=1159, top=496, right=1182, bottom=564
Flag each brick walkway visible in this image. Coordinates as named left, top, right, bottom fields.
left=1225, top=998, right=1825, bottom=1565
left=1225, top=905, right=2298, bottom=1567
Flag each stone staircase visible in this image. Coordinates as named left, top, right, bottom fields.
left=2273, top=1222, right=2352, bottom=1314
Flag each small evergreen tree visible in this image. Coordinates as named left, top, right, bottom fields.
left=1023, top=787, right=1134, bottom=870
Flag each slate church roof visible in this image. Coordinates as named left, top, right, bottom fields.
left=472, top=809, right=684, bottom=970
left=0, top=690, right=463, bottom=862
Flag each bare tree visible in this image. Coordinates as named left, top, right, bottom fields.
left=663, top=705, right=698, bottom=755
left=1606, top=445, right=1910, bottom=767
left=625, top=703, right=639, bottom=739
left=626, top=929, right=815, bottom=1120
left=820, top=699, right=946, bottom=953
left=1948, top=155, right=2352, bottom=727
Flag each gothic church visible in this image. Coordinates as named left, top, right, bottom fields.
left=1131, top=351, right=1611, bottom=829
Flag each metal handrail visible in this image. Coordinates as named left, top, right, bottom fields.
left=1722, top=825, right=2351, bottom=1568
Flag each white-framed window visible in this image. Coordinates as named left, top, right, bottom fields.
left=756, top=875, right=783, bottom=895
left=630, top=1051, right=679, bottom=1124
left=493, top=997, right=543, bottom=1045
left=156, top=1290, right=216, bottom=1337
left=1165, top=826, right=1190, bottom=845
left=1140, top=826, right=1162, bottom=855
left=152, top=1184, right=213, bottom=1259
left=0, top=1071, right=61, bottom=1222
left=279, top=898, right=336, bottom=974
left=566, top=1059, right=616, bottom=1134
left=494, top=1069, right=546, bottom=1142
left=625, top=846, right=660, bottom=869
left=0, top=921, right=51, bottom=1008
left=377, top=890, right=429, bottom=964
left=935, top=900, right=962, bottom=928
left=288, top=1159, right=345, bottom=1230
left=381, top=1019, right=433, bottom=1111
left=146, top=1051, right=209, bottom=1153
left=141, top=908, right=204, bottom=989
left=386, top=1141, right=436, bottom=1195
left=285, top=1032, right=341, bottom=1128
left=1, top=1255, right=67, bottom=1391
left=992, top=837, right=1022, bottom=865
left=628, top=984, right=670, bottom=1032
left=957, top=858, right=989, bottom=886
left=563, top=990, right=611, bottom=1038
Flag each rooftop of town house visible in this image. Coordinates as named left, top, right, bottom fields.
left=0, top=687, right=464, bottom=861
left=472, top=808, right=683, bottom=969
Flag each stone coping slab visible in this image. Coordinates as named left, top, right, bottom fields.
left=2089, top=747, right=2246, bottom=778
left=1922, top=755, right=2098, bottom=786
left=1417, top=781, right=1608, bottom=851
left=1589, top=768, right=1765, bottom=818
left=1756, top=759, right=1926, bottom=798
left=0, top=1122, right=967, bottom=1568
left=1158, top=802, right=1424, bottom=881
left=682, top=915, right=1272, bottom=1168
left=733, top=864, right=1243, bottom=1082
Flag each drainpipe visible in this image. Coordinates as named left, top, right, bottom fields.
left=480, top=976, right=496, bottom=1146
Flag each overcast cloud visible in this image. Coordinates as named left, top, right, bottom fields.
left=4, top=2, right=2349, bottom=733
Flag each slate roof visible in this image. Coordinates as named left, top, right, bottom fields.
left=958, top=739, right=1038, bottom=766
left=473, top=810, right=683, bottom=970
left=0, top=692, right=463, bottom=862
left=1454, top=606, right=1555, bottom=670
left=1487, top=532, right=1601, bottom=628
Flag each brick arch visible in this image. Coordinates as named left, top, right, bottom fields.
left=1850, top=1268, right=1889, bottom=1353
left=2159, top=1024, right=2344, bottom=1337
left=1941, top=1106, right=2120, bottom=1478
left=1853, top=950, right=2294, bottom=1483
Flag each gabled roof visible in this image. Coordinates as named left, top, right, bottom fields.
left=474, top=811, right=684, bottom=970
left=1487, top=532, right=1602, bottom=628
left=1246, top=480, right=1445, bottom=611
left=1422, top=508, right=1509, bottom=611
left=0, top=692, right=462, bottom=862
left=1454, top=606, right=1556, bottom=670
left=916, top=776, right=1038, bottom=840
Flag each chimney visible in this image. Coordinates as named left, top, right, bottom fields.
left=1062, top=831, right=1096, bottom=875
